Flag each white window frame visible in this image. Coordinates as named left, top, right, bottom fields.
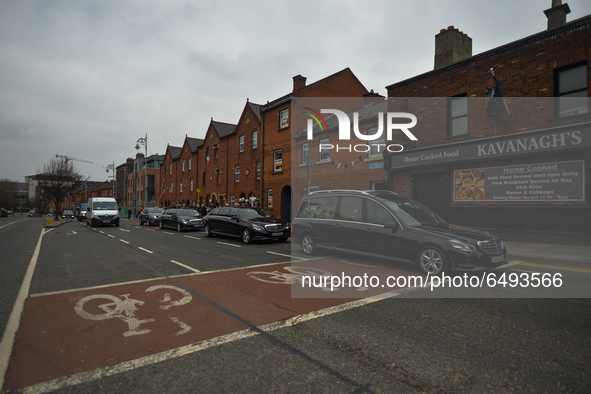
left=252, top=131, right=258, bottom=149
left=239, top=135, right=245, bottom=152
left=302, top=142, right=310, bottom=165
left=273, top=149, right=283, bottom=173
left=267, top=188, right=273, bottom=208
left=235, top=166, right=240, bottom=183
left=256, top=162, right=261, bottom=180
left=319, top=138, right=330, bottom=162
left=279, top=108, right=289, bottom=129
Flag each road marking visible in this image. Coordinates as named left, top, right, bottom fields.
left=170, top=260, right=201, bottom=273
left=509, top=268, right=538, bottom=273
left=107, top=235, right=115, bottom=238
left=146, top=229, right=155, bottom=232
left=23, top=284, right=420, bottom=393
left=138, top=247, right=153, bottom=254
left=0, top=227, right=45, bottom=389
left=162, top=231, right=175, bottom=235
left=0, top=220, right=20, bottom=230
left=99, top=231, right=104, bottom=234
left=217, top=242, right=241, bottom=248
left=518, top=262, right=591, bottom=274
left=183, top=235, right=200, bottom=240
left=119, top=229, right=131, bottom=232
left=120, top=239, right=130, bottom=244
left=267, top=251, right=307, bottom=260
left=71, top=231, right=77, bottom=235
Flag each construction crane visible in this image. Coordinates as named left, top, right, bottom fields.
left=55, top=154, right=93, bottom=170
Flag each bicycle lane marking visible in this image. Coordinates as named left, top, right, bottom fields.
left=3, top=261, right=363, bottom=391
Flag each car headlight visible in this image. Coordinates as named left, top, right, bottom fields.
left=252, top=224, right=262, bottom=231
left=448, top=239, right=476, bottom=253
left=182, top=220, right=188, bottom=224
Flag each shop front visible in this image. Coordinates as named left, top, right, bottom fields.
left=385, top=125, right=591, bottom=234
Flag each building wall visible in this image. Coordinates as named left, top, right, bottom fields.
left=385, top=16, right=591, bottom=233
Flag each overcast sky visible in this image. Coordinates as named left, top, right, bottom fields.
left=1, top=0, right=590, bottom=183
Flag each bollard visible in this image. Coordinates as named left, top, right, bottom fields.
left=47, top=213, right=53, bottom=225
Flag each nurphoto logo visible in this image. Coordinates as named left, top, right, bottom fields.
left=305, top=108, right=418, bottom=154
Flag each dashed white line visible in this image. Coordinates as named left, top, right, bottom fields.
left=119, top=239, right=130, bottom=244
left=170, top=260, right=201, bottom=273
left=138, top=247, right=153, bottom=254
left=162, top=231, right=175, bottom=235
left=119, top=229, right=131, bottom=232
left=217, top=241, right=241, bottom=248
left=267, top=251, right=307, bottom=260
left=183, top=235, right=201, bottom=240
left=107, top=235, right=115, bottom=238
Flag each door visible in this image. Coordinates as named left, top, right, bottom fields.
left=413, top=172, right=450, bottom=221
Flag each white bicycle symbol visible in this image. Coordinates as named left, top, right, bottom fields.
left=74, top=285, right=193, bottom=337
left=247, top=266, right=337, bottom=291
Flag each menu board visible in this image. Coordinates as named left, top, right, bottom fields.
left=454, top=161, right=584, bottom=202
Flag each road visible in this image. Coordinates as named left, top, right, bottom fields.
left=1, top=217, right=590, bottom=392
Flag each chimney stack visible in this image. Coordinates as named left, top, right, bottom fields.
left=544, top=0, right=571, bottom=30
left=293, top=74, right=307, bottom=91
left=434, top=26, right=472, bottom=70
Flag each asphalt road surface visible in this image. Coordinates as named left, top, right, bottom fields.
left=1, top=217, right=590, bottom=393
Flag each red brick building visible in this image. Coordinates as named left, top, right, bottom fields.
left=384, top=1, right=591, bottom=233
left=261, top=68, right=370, bottom=221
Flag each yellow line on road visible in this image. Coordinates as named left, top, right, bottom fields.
left=518, top=262, right=591, bottom=274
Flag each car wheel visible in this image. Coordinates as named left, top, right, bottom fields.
left=301, top=233, right=315, bottom=255
left=177, top=222, right=182, bottom=232
left=139, top=218, right=143, bottom=226
left=418, top=246, right=448, bottom=275
left=242, top=228, right=252, bottom=244
left=159, top=221, right=164, bottom=229
left=204, top=223, right=212, bottom=237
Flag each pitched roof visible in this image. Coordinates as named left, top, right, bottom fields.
left=212, top=120, right=237, bottom=138
left=247, top=102, right=262, bottom=121
left=166, top=145, right=182, bottom=160
left=186, top=137, right=204, bottom=152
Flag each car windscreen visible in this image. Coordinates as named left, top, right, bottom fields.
left=175, top=209, right=200, bottom=217
left=377, top=197, right=444, bottom=227
left=237, top=208, right=273, bottom=220
left=93, top=202, right=118, bottom=210
left=147, top=208, right=164, bottom=214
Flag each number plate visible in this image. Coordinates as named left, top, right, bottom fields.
left=491, top=255, right=504, bottom=263
left=272, top=232, right=282, bottom=237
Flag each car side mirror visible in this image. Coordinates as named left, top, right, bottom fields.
left=230, top=214, right=238, bottom=221
left=384, top=221, right=399, bottom=232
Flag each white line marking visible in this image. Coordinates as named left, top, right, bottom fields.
left=267, top=251, right=307, bottom=260
left=146, top=229, right=155, bottom=232
left=99, top=231, right=104, bottom=234
left=162, top=231, right=175, bottom=235
left=0, top=227, right=45, bottom=389
left=22, top=285, right=420, bottom=393
left=138, top=247, right=153, bottom=254
left=119, top=229, right=131, bottom=232
left=170, top=260, right=201, bottom=273
left=0, top=220, right=20, bottom=230
left=120, top=239, right=130, bottom=244
left=183, top=235, right=200, bottom=240
left=217, top=241, right=241, bottom=248
left=107, top=235, right=115, bottom=238
left=71, top=231, right=77, bottom=235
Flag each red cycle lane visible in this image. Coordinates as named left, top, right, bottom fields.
left=4, top=259, right=422, bottom=391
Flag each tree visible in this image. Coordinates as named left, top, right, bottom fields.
left=37, top=158, right=87, bottom=217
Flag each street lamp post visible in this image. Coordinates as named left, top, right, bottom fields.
left=105, top=161, right=116, bottom=197
left=135, top=133, right=148, bottom=207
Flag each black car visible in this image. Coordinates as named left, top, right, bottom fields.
left=139, top=207, right=164, bottom=226
left=0, top=208, right=8, bottom=217
left=203, top=207, right=289, bottom=244
left=62, top=210, right=75, bottom=219
left=292, top=190, right=506, bottom=275
left=159, top=209, right=203, bottom=232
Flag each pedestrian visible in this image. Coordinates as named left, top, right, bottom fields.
left=127, top=207, right=132, bottom=220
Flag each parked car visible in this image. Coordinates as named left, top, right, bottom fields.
left=203, top=207, right=289, bottom=244
left=159, top=209, right=203, bottom=232
left=28, top=210, right=35, bottom=217
left=291, top=190, right=506, bottom=275
left=62, top=210, right=75, bottom=219
left=139, top=207, right=164, bottom=226
left=0, top=208, right=8, bottom=217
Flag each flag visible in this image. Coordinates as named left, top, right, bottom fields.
left=486, top=70, right=510, bottom=116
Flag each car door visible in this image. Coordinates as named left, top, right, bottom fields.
left=163, top=209, right=175, bottom=229
left=225, top=208, right=240, bottom=236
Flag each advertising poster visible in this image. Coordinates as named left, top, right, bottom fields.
left=454, top=160, right=585, bottom=202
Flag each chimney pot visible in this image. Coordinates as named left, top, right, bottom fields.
left=293, top=74, right=307, bottom=91
left=434, top=27, right=472, bottom=70
left=544, top=0, right=571, bottom=30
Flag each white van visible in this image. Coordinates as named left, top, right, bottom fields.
left=86, top=197, right=120, bottom=227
